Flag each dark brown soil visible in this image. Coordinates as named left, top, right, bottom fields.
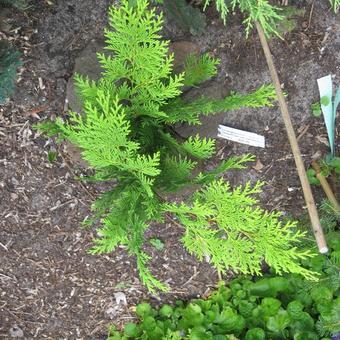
left=0, top=0, right=339, bottom=338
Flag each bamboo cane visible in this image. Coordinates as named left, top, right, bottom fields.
left=311, top=160, right=340, bottom=215
left=255, top=21, right=328, bottom=253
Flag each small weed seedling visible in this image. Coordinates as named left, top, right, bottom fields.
left=149, top=238, right=164, bottom=251
left=311, top=102, right=322, bottom=117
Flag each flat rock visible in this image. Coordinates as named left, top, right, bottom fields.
left=64, top=141, right=88, bottom=168
left=65, top=39, right=105, bottom=167
left=66, top=38, right=105, bottom=113
left=9, top=325, right=24, bottom=338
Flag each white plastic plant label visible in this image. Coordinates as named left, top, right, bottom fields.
left=218, top=125, right=265, bottom=148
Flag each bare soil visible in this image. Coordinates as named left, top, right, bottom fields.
left=0, top=0, right=339, bottom=338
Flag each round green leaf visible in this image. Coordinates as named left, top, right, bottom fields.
left=321, top=96, right=330, bottom=106
left=124, top=323, right=139, bottom=337
left=159, top=304, right=173, bottom=317
left=266, top=310, right=290, bottom=333
left=136, top=302, right=153, bottom=317
left=245, top=328, right=266, bottom=340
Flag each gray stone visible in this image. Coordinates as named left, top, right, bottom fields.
left=175, top=81, right=230, bottom=139
left=9, top=325, right=23, bottom=338
left=66, top=39, right=105, bottom=113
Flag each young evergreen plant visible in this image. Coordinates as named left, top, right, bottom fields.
left=37, top=0, right=318, bottom=293
left=0, top=41, right=21, bottom=103
left=0, top=0, right=26, bottom=10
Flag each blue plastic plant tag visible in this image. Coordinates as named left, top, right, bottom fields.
left=317, top=75, right=339, bottom=156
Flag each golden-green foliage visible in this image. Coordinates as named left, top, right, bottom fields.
left=37, top=0, right=316, bottom=293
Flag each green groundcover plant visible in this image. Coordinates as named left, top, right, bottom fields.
left=108, top=231, right=340, bottom=339
left=37, top=0, right=318, bottom=293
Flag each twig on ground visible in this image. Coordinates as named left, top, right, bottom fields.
left=183, top=266, right=199, bottom=286
left=297, top=124, right=310, bottom=142
left=307, top=0, right=316, bottom=30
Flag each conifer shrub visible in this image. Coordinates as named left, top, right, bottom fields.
left=0, top=41, right=21, bottom=103
left=0, top=0, right=25, bottom=103
left=0, top=0, right=26, bottom=10
left=37, top=0, right=318, bottom=293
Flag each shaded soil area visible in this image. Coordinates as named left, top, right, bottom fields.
left=0, top=0, right=339, bottom=338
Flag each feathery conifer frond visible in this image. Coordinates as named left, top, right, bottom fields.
left=98, top=0, right=184, bottom=118
left=182, top=135, right=215, bottom=160
left=52, top=92, right=161, bottom=198
left=163, top=179, right=318, bottom=280
left=73, top=74, right=98, bottom=106
left=162, top=84, right=277, bottom=125
left=156, top=155, right=197, bottom=192
left=195, top=154, right=256, bottom=184
left=204, top=0, right=282, bottom=37
left=183, top=53, right=219, bottom=87
left=89, top=182, right=167, bottom=293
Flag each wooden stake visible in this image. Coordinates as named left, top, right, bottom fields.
left=255, top=22, right=328, bottom=253
left=311, top=160, right=340, bottom=215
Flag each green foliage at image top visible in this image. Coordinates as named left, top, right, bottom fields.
left=0, top=41, right=21, bottom=103
left=37, top=0, right=316, bottom=293
left=204, top=0, right=283, bottom=37
left=203, top=0, right=339, bottom=37
left=108, top=232, right=340, bottom=339
left=0, top=0, right=26, bottom=10
left=329, top=0, right=340, bottom=11
left=162, top=0, right=207, bottom=36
